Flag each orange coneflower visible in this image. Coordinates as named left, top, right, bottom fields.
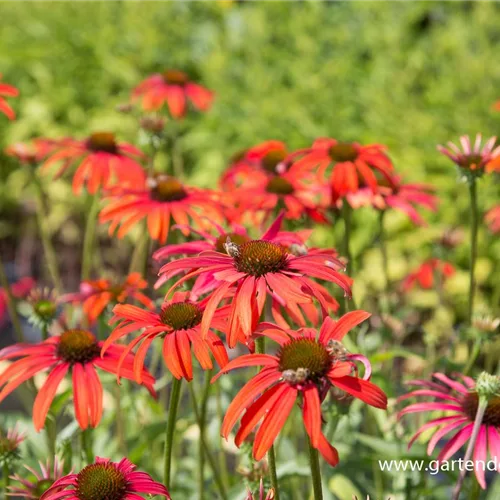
left=0, top=75, right=18, bottom=120
left=103, top=291, right=229, bottom=382
left=402, top=258, right=455, bottom=291
left=0, top=329, right=156, bottom=431
left=290, top=138, right=394, bottom=202
left=159, top=214, right=351, bottom=348
left=60, top=273, right=154, bottom=324
left=40, top=457, right=170, bottom=500
left=99, top=174, right=224, bottom=243
left=132, top=69, right=213, bottom=118
left=41, top=132, right=146, bottom=194
left=5, top=139, right=60, bottom=165
left=213, top=312, right=387, bottom=466
left=486, top=205, right=500, bottom=234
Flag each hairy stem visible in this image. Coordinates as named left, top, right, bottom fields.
left=308, top=437, right=323, bottom=500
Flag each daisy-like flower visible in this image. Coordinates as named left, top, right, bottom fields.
left=0, top=75, right=18, bottom=120
left=24, top=287, right=58, bottom=331
left=402, top=258, right=455, bottom=291
left=40, top=132, right=146, bottom=194
left=212, top=312, right=387, bottom=465
left=0, top=425, right=25, bottom=467
left=345, top=176, right=438, bottom=226
left=220, top=141, right=291, bottom=191
left=5, top=139, right=60, bottom=165
left=99, top=174, right=224, bottom=244
left=0, top=329, right=156, bottom=431
left=398, top=373, right=500, bottom=489
left=437, top=134, right=500, bottom=177
left=1, top=276, right=35, bottom=325
left=8, top=459, right=64, bottom=499
left=103, top=291, right=229, bottom=381
left=289, top=138, right=394, bottom=202
left=132, top=69, right=213, bottom=119
left=159, top=214, right=351, bottom=348
left=486, top=205, right=500, bottom=234
left=60, top=273, right=154, bottom=324
left=40, top=456, right=170, bottom=500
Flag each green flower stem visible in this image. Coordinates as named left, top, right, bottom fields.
left=308, top=437, right=323, bottom=500
left=188, top=380, right=228, bottom=500
left=32, top=174, right=63, bottom=293
left=164, top=377, right=182, bottom=489
left=468, top=179, right=478, bottom=325
left=81, top=428, right=94, bottom=465
left=451, top=398, right=487, bottom=500
left=81, top=194, right=101, bottom=281
left=463, top=337, right=482, bottom=376
left=196, top=369, right=212, bottom=500
left=3, top=463, right=9, bottom=496
left=379, top=211, right=389, bottom=290
left=342, top=201, right=353, bottom=277
left=0, top=258, right=24, bottom=342
left=215, top=382, right=230, bottom=491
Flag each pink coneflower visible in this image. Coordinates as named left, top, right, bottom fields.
left=0, top=277, right=36, bottom=326
left=8, top=459, right=64, bottom=499
left=103, top=291, right=229, bottom=381
left=437, top=134, right=500, bottom=175
left=486, top=205, right=500, bottom=234
left=0, top=329, right=156, bottom=431
left=0, top=75, right=18, bottom=120
left=213, top=312, right=387, bottom=465
left=159, top=214, right=351, bottom=348
left=41, top=132, right=146, bottom=194
left=40, top=457, right=170, bottom=500
left=99, top=174, right=224, bottom=244
left=402, top=258, right=455, bottom=291
left=398, top=373, right=500, bottom=489
left=0, top=425, right=25, bottom=467
left=246, top=479, right=275, bottom=500
left=132, top=69, right=213, bottom=119
left=345, top=176, right=438, bottom=226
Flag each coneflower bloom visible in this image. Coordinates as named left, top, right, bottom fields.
left=402, top=258, right=455, bottom=291
left=398, top=373, right=500, bottom=489
left=437, top=134, right=500, bottom=176
left=0, top=425, right=25, bottom=467
left=486, top=205, right=500, bottom=234
left=132, top=69, right=213, bottom=118
left=0, top=329, right=156, bottom=431
left=8, top=459, right=64, bottom=499
left=25, top=287, right=58, bottom=331
left=246, top=480, right=275, bottom=500
left=41, top=132, right=145, bottom=194
left=6, top=139, right=60, bottom=165
left=345, top=176, right=438, bottom=226
left=1, top=276, right=35, bottom=325
left=159, top=214, right=351, bottom=347
left=0, top=75, right=18, bottom=120
left=60, top=273, right=154, bottom=324
left=40, top=456, right=170, bottom=500
left=103, top=292, right=229, bottom=382
left=212, top=312, right=387, bottom=465
left=220, top=141, right=291, bottom=191
left=99, top=174, right=223, bottom=244
left=289, top=138, right=394, bottom=202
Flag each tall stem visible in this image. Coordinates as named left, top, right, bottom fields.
left=196, top=369, right=212, bottom=500
left=308, top=437, right=323, bottom=500
left=342, top=201, right=353, bottom=276
left=463, top=338, right=482, bottom=376
left=3, top=463, right=9, bottom=496
left=0, top=258, right=24, bottom=342
left=451, top=398, right=487, bottom=500
left=81, top=194, right=101, bottom=281
left=379, top=211, right=389, bottom=289
left=32, top=175, right=63, bottom=293
left=188, top=380, right=228, bottom=500
left=468, top=179, right=478, bottom=325
left=81, top=428, right=94, bottom=464
left=164, top=377, right=182, bottom=489
left=215, top=382, right=230, bottom=490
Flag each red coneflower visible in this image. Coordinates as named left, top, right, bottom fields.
left=8, top=459, right=64, bottom=499
left=290, top=138, right=394, bottom=202
left=41, top=132, right=146, bottom=194
left=212, top=312, right=387, bottom=465
left=132, top=69, right=213, bottom=119
left=438, top=134, right=500, bottom=176
left=345, top=176, right=438, bottom=226
left=103, top=292, right=229, bottom=382
left=402, top=258, right=455, bottom=291
left=0, top=329, right=156, bottom=431
left=486, top=205, right=500, bottom=234
left=159, top=214, right=351, bottom=348
left=0, top=75, right=18, bottom=120
left=60, top=273, right=154, bottom=324
left=99, top=174, right=223, bottom=244
left=5, top=139, right=60, bottom=165
left=398, top=373, right=500, bottom=489
left=0, top=277, right=35, bottom=326
left=40, top=456, right=170, bottom=500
